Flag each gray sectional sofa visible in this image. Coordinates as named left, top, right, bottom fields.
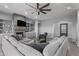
left=0, top=34, right=69, bottom=56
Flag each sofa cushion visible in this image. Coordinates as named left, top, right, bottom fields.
left=43, top=36, right=65, bottom=56
left=8, top=36, right=20, bottom=47
left=11, top=35, right=22, bottom=41
left=43, top=41, right=59, bottom=56
left=16, top=43, right=43, bottom=56
left=55, top=37, right=68, bottom=56
left=49, top=36, right=65, bottom=44
left=0, top=44, right=4, bottom=56
left=2, top=36, right=23, bottom=56
left=56, top=36, right=66, bottom=45
left=49, top=37, right=58, bottom=43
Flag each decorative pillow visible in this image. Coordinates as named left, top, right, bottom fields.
left=56, top=36, right=66, bottom=45
left=11, top=35, right=22, bottom=41
left=8, top=36, right=20, bottom=47
left=56, top=38, right=64, bottom=45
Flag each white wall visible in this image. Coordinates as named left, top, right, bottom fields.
left=0, top=11, right=12, bottom=20
left=77, top=10, right=79, bottom=46
left=54, top=21, right=77, bottom=41
left=39, top=12, right=77, bottom=41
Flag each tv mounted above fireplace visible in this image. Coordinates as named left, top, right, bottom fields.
left=17, top=20, right=26, bottom=27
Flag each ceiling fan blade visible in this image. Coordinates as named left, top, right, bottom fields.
left=25, top=3, right=37, bottom=10
left=40, top=3, right=50, bottom=9
left=37, top=3, right=39, bottom=9
left=41, top=9, right=51, bottom=11
left=40, top=11, right=46, bottom=14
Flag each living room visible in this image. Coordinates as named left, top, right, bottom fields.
left=0, top=3, right=79, bottom=56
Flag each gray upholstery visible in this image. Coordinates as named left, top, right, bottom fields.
left=26, top=43, right=49, bottom=53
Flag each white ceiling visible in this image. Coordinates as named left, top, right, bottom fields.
left=0, top=3, right=79, bottom=20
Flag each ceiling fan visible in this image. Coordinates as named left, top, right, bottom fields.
left=25, top=3, right=51, bottom=15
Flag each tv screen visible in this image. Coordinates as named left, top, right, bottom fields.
left=17, top=20, right=26, bottom=27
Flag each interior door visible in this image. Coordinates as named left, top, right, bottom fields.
left=60, top=23, right=68, bottom=36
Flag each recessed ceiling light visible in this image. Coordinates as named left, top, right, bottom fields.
left=25, top=12, right=28, bottom=15
left=66, top=6, right=71, bottom=10
left=4, top=5, right=8, bottom=8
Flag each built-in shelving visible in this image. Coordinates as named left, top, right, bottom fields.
left=0, top=19, right=3, bottom=33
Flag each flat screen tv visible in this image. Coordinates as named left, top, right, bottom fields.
left=17, top=20, right=26, bottom=27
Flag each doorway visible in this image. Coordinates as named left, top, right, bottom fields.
left=60, top=23, right=68, bottom=36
